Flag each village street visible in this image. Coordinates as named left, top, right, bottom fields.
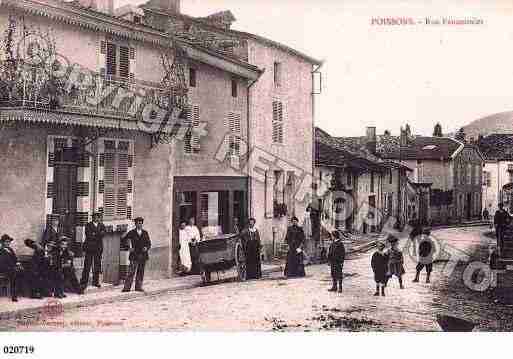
left=4, top=226, right=513, bottom=332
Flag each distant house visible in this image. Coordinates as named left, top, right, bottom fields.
left=315, top=128, right=415, bottom=234
left=333, top=128, right=484, bottom=225
left=477, top=134, right=513, bottom=214
left=374, top=133, right=484, bottom=224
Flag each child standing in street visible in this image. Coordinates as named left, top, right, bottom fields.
left=327, top=231, right=346, bottom=293
left=387, top=235, right=406, bottom=289
left=59, top=237, right=83, bottom=295
left=371, top=242, right=388, bottom=296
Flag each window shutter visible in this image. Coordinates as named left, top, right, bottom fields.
left=106, top=43, right=117, bottom=77
left=116, top=150, right=129, bottom=218
left=183, top=105, right=193, bottom=154
left=192, top=105, right=201, bottom=153
left=101, top=41, right=107, bottom=55
left=129, top=47, right=135, bottom=60
left=228, top=112, right=241, bottom=156
left=103, top=151, right=116, bottom=220
left=119, top=46, right=130, bottom=79
left=272, top=101, right=284, bottom=144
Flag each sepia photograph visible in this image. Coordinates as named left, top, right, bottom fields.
left=0, top=0, right=512, bottom=355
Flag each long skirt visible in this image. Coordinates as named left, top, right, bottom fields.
left=284, top=251, right=305, bottom=278
left=179, top=240, right=192, bottom=272
left=246, top=252, right=262, bottom=280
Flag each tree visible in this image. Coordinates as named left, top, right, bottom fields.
left=433, top=123, right=443, bottom=137
left=455, top=127, right=466, bottom=143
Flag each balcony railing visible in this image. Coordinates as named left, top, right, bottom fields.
left=0, top=69, right=186, bottom=122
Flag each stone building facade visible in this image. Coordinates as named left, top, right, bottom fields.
left=141, top=0, right=322, bottom=258
left=0, top=0, right=260, bottom=280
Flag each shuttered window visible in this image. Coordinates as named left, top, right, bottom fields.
left=103, top=140, right=130, bottom=221
left=228, top=112, right=242, bottom=156
left=184, top=105, right=201, bottom=154
left=272, top=100, right=284, bottom=144
left=106, top=43, right=117, bottom=76
left=119, top=46, right=130, bottom=78
left=102, top=41, right=134, bottom=80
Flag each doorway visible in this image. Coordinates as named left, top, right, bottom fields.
left=53, top=147, right=78, bottom=241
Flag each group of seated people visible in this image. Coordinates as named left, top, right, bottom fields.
left=0, top=233, right=82, bottom=302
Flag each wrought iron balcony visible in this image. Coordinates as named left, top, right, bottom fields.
left=0, top=57, right=188, bottom=125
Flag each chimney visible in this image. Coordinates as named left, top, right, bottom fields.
left=365, top=126, right=377, bottom=154
left=146, top=0, right=181, bottom=14
left=77, top=0, right=114, bottom=14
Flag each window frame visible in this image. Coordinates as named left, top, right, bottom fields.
left=189, top=67, right=197, bottom=88
left=273, top=61, right=281, bottom=87
left=231, top=77, right=238, bottom=98
left=272, top=100, right=284, bottom=144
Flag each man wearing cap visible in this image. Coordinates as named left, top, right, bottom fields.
left=122, top=217, right=151, bottom=292
left=81, top=212, right=106, bottom=290
left=0, top=235, right=22, bottom=302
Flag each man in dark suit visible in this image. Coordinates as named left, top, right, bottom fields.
left=80, top=212, right=106, bottom=290
left=0, top=235, right=22, bottom=302
left=122, top=217, right=151, bottom=293
left=494, top=203, right=511, bottom=255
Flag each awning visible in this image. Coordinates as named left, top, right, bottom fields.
left=0, top=108, right=176, bottom=134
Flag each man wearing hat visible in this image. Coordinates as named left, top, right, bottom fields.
left=122, top=217, right=151, bottom=292
left=81, top=212, right=106, bottom=290
left=0, top=235, right=22, bottom=302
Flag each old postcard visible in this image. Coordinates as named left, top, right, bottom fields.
left=0, top=0, right=511, bottom=355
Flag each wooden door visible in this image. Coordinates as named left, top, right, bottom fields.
left=53, top=149, right=78, bottom=241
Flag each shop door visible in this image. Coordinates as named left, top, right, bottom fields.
left=53, top=148, right=78, bottom=241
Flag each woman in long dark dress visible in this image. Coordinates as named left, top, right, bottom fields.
left=284, top=216, right=306, bottom=278
left=240, top=218, right=262, bottom=279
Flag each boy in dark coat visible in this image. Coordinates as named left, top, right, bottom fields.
left=58, top=238, right=82, bottom=295
left=371, top=242, right=389, bottom=296
left=45, top=238, right=65, bottom=298
left=24, top=239, right=50, bottom=299
left=327, top=231, right=346, bottom=293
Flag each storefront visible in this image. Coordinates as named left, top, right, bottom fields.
left=173, top=176, right=249, bottom=242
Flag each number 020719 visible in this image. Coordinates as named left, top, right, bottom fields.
left=3, top=346, right=35, bottom=354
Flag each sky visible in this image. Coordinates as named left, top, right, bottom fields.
left=117, top=0, right=513, bottom=137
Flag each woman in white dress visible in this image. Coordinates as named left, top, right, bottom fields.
left=186, top=217, right=202, bottom=274
left=178, top=221, right=192, bottom=273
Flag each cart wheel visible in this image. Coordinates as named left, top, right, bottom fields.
left=235, top=242, right=247, bottom=281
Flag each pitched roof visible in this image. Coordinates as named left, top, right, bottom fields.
left=377, top=136, right=462, bottom=160
left=315, top=128, right=386, bottom=171
left=477, top=133, right=513, bottom=160
left=141, top=2, right=322, bottom=66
